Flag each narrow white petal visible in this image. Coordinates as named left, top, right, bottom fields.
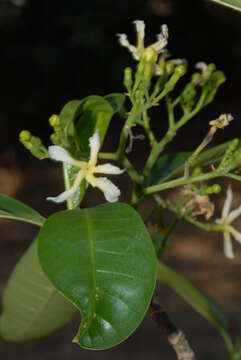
left=223, top=232, right=234, bottom=259
left=94, top=163, right=125, bottom=175
left=228, top=204, right=241, bottom=222
left=152, top=24, right=168, bottom=53
left=229, top=227, right=241, bottom=244
left=47, top=170, right=84, bottom=204
left=89, top=131, right=100, bottom=166
left=116, top=33, right=139, bottom=60
left=133, top=20, right=145, bottom=50
left=195, top=62, right=208, bottom=71
left=47, top=187, right=77, bottom=203
left=117, top=33, right=130, bottom=47
left=48, top=146, right=84, bottom=167
left=94, top=177, right=121, bottom=203
left=222, top=186, right=233, bottom=218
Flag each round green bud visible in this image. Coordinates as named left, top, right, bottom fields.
left=166, top=61, right=175, bottom=76
left=192, top=166, right=202, bottom=177
left=208, top=63, right=216, bottom=73
left=142, top=47, right=158, bottom=64
left=212, top=184, right=221, bottom=194
left=49, top=114, right=60, bottom=127
left=192, top=73, right=201, bottom=85
left=175, top=64, right=187, bottom=77
left=19, top=130, right=31, bottom=142
left=206, top=184, right=221, bottom=195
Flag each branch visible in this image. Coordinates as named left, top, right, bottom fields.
left=149, top=298, right=196, bottom=360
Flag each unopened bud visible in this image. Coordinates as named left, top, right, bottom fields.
left=142, top=47, right=158, bottom=64
left=49, top=114, right=60, bottom=127
left=124, top=67, right=133, bottom=91
left=175, top=64, right=187, bottom=77
left=19, top=130, right=31, bottom=142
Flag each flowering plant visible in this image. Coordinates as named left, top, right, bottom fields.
left=1, top=20, right=241, bottom=359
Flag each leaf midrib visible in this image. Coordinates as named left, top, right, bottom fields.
left=83, top=210, right=97, bottom=334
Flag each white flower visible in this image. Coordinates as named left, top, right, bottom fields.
left=216, top=186, right=241, bottom=259
left=47, top=131, right=124, bottom=204
left=117, top=20, right=168, bottom=61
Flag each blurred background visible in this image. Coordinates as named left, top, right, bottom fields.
left=0, top=0, right=241, bottom=359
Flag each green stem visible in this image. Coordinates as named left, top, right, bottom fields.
left=145, top=171, right=221, bottom=195
left=62, top=163, right=75, bottom=210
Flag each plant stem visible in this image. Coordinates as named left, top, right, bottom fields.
left=62, top=163, right=75, bottom=210
left=144, top=171, right=220, bottom=195
left=149, top=298, right=196, bottom=360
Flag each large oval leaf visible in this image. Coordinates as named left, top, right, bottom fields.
left=38, top=203, right=157, bottom=350
left=0, top=240, right=77, bottom=342
left=0, top=194, right=45, bottom=226
left=208, top=0, right=241, bottom=11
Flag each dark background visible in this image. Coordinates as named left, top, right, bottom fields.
left=0, top=0, right=241, bottom=359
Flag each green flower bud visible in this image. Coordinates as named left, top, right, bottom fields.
left=49, top=114, right=60, bottom=127
left=191, top=73, right=202, bottom=86
left=175, top=64, right=187, bottom=77
left=142, top=47, right=158, bottom=64
left=207, top=63, right=216, bottom=73
left=192, top=166, right=202, bottom=177
left=124, top=67, right=133, bottom=92
left=166, top=61, right=175, bottom=76
left=19, top=130, right=31, bottom=142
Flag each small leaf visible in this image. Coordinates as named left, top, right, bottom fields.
left=157, top=261, right=228, bottom=332
left=0, top=239, right=77, bottom=342
left=75, top=95, right=114, bottom=155
left=0, top=194, right=45, bottom=226
left=38, top=203, right=157, bottom=350
left=104, top=93, right=126, bottom=113
left=208, top=0, right=241, bottom=12
left=148, top=152, right=191, bottom=186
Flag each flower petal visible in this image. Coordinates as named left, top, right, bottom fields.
left=93, top=177, right=121, bottom=203
left=94, top=163, right=125, bottom=175
left=223, top=232, right=234, bottom=259
left=133, top=20, right=145, bottom=50
left=47, top=187, right=77, bottom=203
left=48, top=146, right=84, bottom=167
left=89, top=131, right=100, bottom=166
left=47, top=170, right=84, bottom=204
left=151, top=24, right=168, bottom=53
left=227, top=204, right=241, bottom=222
left=229, top=227, right=241, bottom=244
left=222, top=186, right=233, bottom=218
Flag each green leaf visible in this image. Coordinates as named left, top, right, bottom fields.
left=0, top=239, right=77, bottom=342
left=75, top=95, right=114, bottom=155
left=0, top=194, right=45, bottom=226
left=104, top=93, right=125, bottom=113
left=63, top=163, right=87, bottom=208
left=157, top=261, right=228, bottom=332
left=38, top=203, right=157, bottom=350
left=208, top=0, right=241, bottom=12
left=148, top=152, right=191, bottom=186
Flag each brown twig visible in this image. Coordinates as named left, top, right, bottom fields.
left=149, top=298, right=196, bottom=360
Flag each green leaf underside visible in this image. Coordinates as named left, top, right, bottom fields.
left=38, top=203, right=157, bottom=350
left=0, top=240, right=77, bottom=342
left=157, top=262, right=228, bottom=332
left=0, top=194, right=45, bottom=226
left=209, top=0, right=241, bottom=11
left=148, top=152, right=191, bottom=186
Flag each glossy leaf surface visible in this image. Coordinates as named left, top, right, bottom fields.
left=38, top=203, right=157, bottom=350
left=209, top=0, right=241, bottom=11
left=148, top=152, right=191, bottom=186
left=0, top=240, right=77, bottom=342
left=0, top=194, right=45, bottom=226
